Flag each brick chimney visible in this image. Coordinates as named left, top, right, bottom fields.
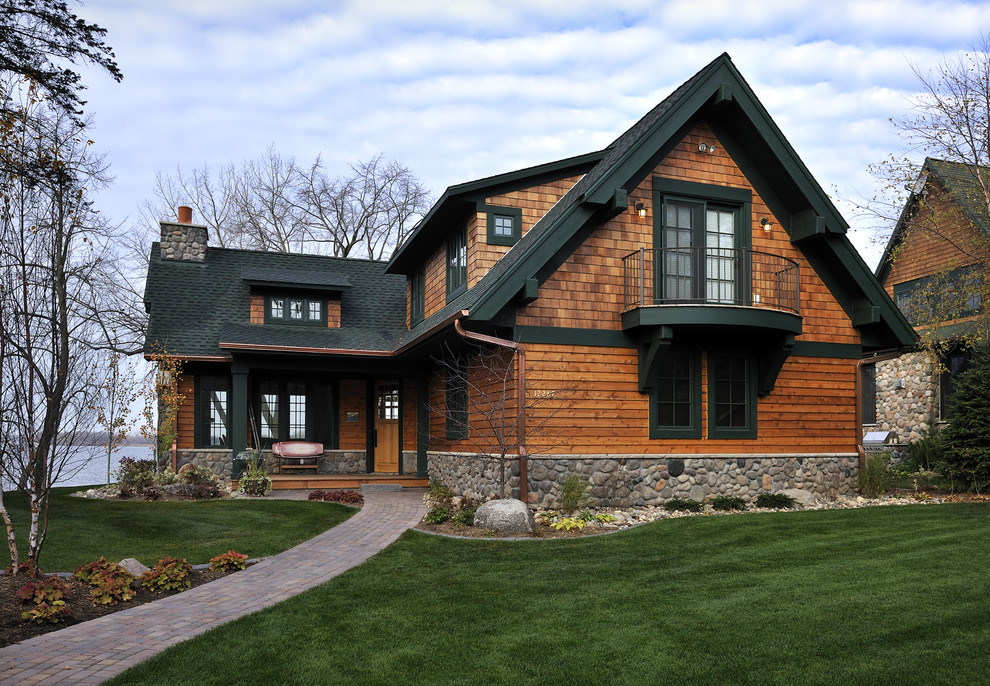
left=160, top=205, right=207, bottom=261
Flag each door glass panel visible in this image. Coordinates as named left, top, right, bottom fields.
left=664, top=201, right=694, bottom=301
left=378, top=384, right=399, bottom=420
left=288, top=382, right=306, bottom=439
left=705, top=208, right=735, bottom=303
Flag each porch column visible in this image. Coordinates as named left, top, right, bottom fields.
left=231, top=364, right=248, bottom=461
left=416, top=374, right=429, bottom=477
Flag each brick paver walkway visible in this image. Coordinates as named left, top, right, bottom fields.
left=0, top=489, right=426, bottom=685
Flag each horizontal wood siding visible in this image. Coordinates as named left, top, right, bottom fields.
left=516, top=122, right=860, bottom=345
left=338, top=379, right=367, bottom=451
left=176, top=375, right=195, bottom=450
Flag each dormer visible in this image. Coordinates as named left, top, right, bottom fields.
left=242, top=267, right=351, bottom=329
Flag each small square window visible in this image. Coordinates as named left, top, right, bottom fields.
left=270, top=298, right=284, bottom=319
left=493, top=215, right=513, bottom=237
left=485, top=207, right=521, bottom=246
left=289, top=299, right=303, bottom=320
left=308, top=301, right=322, bottom=321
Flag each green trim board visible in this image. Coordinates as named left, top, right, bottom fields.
left=790, top=341, right=862, bottom=359
left=516, top=326, right=637, bottom=348
left=621, top=304, right=803, bottom=335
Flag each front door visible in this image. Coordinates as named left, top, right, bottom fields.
left=374, top=382, right=400, bottom=472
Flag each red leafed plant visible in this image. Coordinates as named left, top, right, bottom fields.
left=209, top=550, right=249, bottom=572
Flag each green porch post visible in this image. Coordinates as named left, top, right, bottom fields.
left=231, top=365, right=248, bottom=477
left=416, top=374, right=429, bottom=477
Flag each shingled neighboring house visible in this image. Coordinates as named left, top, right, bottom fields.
left=863, top=158, right=989, bottom=444
left=144, top=53, right=914, bottom=506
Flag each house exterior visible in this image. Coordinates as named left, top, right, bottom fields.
left=144, top=54, right=914, bottom=507
left=864, top=158, right=989, bottom=444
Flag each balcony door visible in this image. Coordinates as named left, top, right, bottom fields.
left=660, top=199, right=737, bottom=304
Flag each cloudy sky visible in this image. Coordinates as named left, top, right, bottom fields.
left=75, top=0, right=990, bottom=268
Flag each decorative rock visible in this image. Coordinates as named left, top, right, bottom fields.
left=473, top=498, right=536, bottom=534
left=118, top=558, right=150, bottom=576
left=779, top=488, right=818, bottom=506
left=688, top=485, right=705, bottom=501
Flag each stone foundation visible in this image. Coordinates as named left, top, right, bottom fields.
left=176, top=449, right=236, bottom=480
left=316, top=450, right=367, bottom=474
left=430, top=452, right=859, bottom=508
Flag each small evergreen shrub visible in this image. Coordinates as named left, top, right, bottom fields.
left=709, top=495, right=747, bottom=511
left=178, top=463, right=219, bottom=486
left=755, top=492, right=796, bottom=509
left=904, top=416, right=943, bottom=472
left=209, top=550, right=249, bottom=572
left=858, top=451, right=892, bottom=498
left=141, top=556, right=193, bottom=593
left=115, top=457, right=157, bottom=493
left=663, top=498, right=703, bottom=512
left=425, top=505, right=453, bottom=524
left=940, top=340, right=990, bottom=491
left=555, top=473, right=590, bottom=513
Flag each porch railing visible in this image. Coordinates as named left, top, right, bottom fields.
left=622, top=247, right=800, bottom=314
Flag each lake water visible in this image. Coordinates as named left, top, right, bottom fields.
left=3, top=444, right=155, bottom=490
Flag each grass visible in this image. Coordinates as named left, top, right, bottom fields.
left=2, top=485, right=354, bottom=570
left=109, top=503, right=990, bottom=685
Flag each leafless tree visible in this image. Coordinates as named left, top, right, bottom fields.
left=431, top=343, right=573, bottom=499
left=0, top=87, right=114, bottom=575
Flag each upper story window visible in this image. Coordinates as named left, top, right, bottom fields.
left=893, top=266, right=984, bottom=326
left=447, top=227, right=467, bottom=298
left=485, top=206, right=522, bottom=246
left=266, top=295, right=325, bottom=326
left=410, top=268, right=425, bottom=325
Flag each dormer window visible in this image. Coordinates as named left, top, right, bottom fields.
left=266, top=296, right=325, bottom=325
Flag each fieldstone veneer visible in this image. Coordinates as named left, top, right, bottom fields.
left=159, top=221, right=207, bottom=262
left=868, top=351, right=938, bottom=443
left=430, top=452, right=859, bottom=509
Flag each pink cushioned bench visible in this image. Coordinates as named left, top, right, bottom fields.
left=272, top=441, right=323, bottom=472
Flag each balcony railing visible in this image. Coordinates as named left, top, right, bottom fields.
left=622, top=247, right=800, bottom=314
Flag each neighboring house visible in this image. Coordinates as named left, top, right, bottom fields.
left=865, top=158, right=989, bottom=443
left=144, top=53, right=914, bottom=507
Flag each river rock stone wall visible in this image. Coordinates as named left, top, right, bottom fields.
left=176, top=449, right=235, bottom=479
left=866, top=351, right=937, bottom=443
left=159, top=221, right=207, bottom=262
left=430, top=452, right=859, bottom=508
left=315, top=450, right=367, bottom=474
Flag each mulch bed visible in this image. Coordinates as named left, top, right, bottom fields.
left=415, top=520, right=616, bottom=539
left=0, top=567, right=237, bottom=648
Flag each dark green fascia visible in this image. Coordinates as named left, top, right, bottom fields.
left=386, top=151, right=603, bottom=275
left=653, top=178, right=751, bottom=204
left=515, top=326, right=636, bottom=347
left=621, top=304, right=802, bottom=336
left=790, top=341, right=862, bottom=359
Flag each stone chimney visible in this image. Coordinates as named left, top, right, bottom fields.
left=160, top=205, right=208, bottom=261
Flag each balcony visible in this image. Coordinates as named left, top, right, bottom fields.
left=621, top=247, right=802, bottom=335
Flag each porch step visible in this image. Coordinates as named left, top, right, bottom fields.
left=360, top=483, right=403, bottom=492
left=260, top=474, right=429, bottom=490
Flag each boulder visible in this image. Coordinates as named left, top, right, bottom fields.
left=780, top=488, right=818, bottom=507
left=118, top=558, right=150, bottom=576
left=473, top=498, right=536, bottom=534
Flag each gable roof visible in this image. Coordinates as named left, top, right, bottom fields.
left=144, top=246, right=407, bottom=358
left=402, top=53, right=914, bottom=351
left=876, top=157, right=990, bottom=286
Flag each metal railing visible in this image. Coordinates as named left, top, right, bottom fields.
left=622, top=247, right=800, bottom=313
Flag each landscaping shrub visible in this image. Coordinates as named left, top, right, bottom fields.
left=940, top=340, right=990, bottom=492
left=425, top=505, right=453, bottom=524
left=755, top=492, right=796, bottom=509
left=453, top=504, right=477, bottom=526
left=115, top=457, right=157, bottom=493
left=238, top=455, right=272, bottom=497
left=322, top=490, right=363, bottom=505
left=72, top=556, right=116, bottom=583
left=427, top=480, right=453, bottom=501
left=178, top=463, right=219, bottom=486
left=16, top=576, right=72, bottom=605
left=72, top=559, right=138, bottom=605
left=709, top=495, right=747, bottom=511
left=663, top=498, right=703, bottom=512
left=209, top=550, right=249, bottom=572
left=141, top=556, right=194, bottom=593
left=904, top=415, right=944, bottom=473
left=307, top=490, right=327, bottom=501
left=554, top=473, right=590, bottom=513
left=858, top=451, right=893, bottom=498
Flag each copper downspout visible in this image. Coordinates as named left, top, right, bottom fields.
left=454, top=317, right=528, bottom=504
left=856, top=349, right=903, bottom=470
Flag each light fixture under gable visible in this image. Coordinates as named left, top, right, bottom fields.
left=760, top=217, right=772, bottom=232
left=635, top=202, right=647, bottom=218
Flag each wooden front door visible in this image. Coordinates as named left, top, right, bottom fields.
left=374, top=382, right=400, bottom=472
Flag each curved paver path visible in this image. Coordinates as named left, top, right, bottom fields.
left=0, top=489, right=426, bottom=685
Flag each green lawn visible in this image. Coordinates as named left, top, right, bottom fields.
left=109, top=503, right=990, bottom=685
left=2, top=486, right=354, bottom=570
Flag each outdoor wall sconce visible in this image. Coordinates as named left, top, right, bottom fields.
left=760, top=217, right=772, bottom=232
left=698, top=142, right=717, bottom=153
left=635, top=202, right=647, bottom=218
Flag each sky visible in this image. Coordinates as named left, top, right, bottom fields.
left=73, top=0, right=990, bottom=269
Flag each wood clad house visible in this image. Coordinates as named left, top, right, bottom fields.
left=144, top=54, right=914, bottom=505
left=864, top=158, right=989, bottom=443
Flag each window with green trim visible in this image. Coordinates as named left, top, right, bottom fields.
left=862, top=363, right=877, bottom=424
left=446, top=227, right=467, bottom=298
left=650, top=351, right=702, bottom=439
left=410, top=268, right=425, bottom=325
left=939, top=348, right=970, bottom=421
left=266, top=295, right=325, bottom=326
left=486, top=207, right=522, bottom=246
left=253, top=379, right=336, bottom=448
left=198, top=376, right=230, bottom=448
left=708, top=353, right=756, bottom=439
